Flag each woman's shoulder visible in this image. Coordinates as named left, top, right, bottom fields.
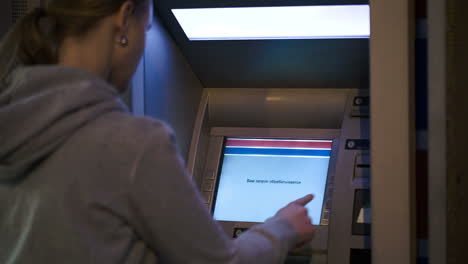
left=123, top=115, right=175, bottom=144
left=79, top=112, right=175, bottom=153
left=59, top=112, right=178, bottom=183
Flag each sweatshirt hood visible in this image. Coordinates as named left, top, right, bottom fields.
left=0, top=66, right=127, bottom=182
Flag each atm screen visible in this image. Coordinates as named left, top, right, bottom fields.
left=213, top=138, right=332, bottom=225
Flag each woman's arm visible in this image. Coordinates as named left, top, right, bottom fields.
left=125, top=122, right=298, bottom=264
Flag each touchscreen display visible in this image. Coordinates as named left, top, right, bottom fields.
left=213, top=138, right=332, bottom=225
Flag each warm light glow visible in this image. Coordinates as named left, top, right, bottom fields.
left=266, top=96, right=282, bottom=102
left=172, top=5, right=370, bottom=41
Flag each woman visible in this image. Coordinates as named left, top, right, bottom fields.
left=0, top=0, right=315, bottom=263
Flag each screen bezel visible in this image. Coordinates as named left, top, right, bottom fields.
left=207, top=127, right=341, bottom=227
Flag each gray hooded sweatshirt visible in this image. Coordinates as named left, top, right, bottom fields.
left=0, top=66, right=298, bottom=264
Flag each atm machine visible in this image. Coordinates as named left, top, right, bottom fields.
left=186, top=88, right=371, bottom=264
left=167, top=3, right=373, bottom=263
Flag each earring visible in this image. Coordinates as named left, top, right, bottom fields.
left=119, top=36, right=129, bottom=47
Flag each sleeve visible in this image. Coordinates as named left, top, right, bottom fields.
left=125, top=123, right=298, bottom=264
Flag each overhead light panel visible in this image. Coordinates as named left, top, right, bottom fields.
left=172, top=5, right=370, bottom=41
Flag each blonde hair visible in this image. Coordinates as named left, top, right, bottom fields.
left=0, top=0, right=148, bottom=91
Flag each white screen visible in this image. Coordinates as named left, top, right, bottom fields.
left=213, top=138, right=332, bottom=225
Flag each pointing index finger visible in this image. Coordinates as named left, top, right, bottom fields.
left=293, top=194, right=314, bottom=206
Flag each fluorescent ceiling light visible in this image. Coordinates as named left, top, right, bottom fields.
left=172, top=5, right=370, bottom=41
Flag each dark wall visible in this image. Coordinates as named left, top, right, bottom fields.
left=175, top=39, right=370, bottom=89
left=446, top=0, right=468, bottom=263
left=144, top=16, right=204, bottom=159
left=0, top=1, right=12, bottom=38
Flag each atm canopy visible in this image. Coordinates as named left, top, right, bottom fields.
left=154, top=0, right=370, bottom=89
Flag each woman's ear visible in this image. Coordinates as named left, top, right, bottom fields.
left=114, top=1, right=135, bottom=40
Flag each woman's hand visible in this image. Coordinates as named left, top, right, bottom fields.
left=275, top=194, right=316, bottom=249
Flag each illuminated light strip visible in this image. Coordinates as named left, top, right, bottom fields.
left=225, top=146, right=331, bottom=150
left=225, top=147, right=331, bottom=157
left=228, top=138, right=333, bottom=142
left=225, top=154, right=331, bottom=159
left=226, top=139, right=333, bottom=149
left=172, top=5, right=370, bottom=41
